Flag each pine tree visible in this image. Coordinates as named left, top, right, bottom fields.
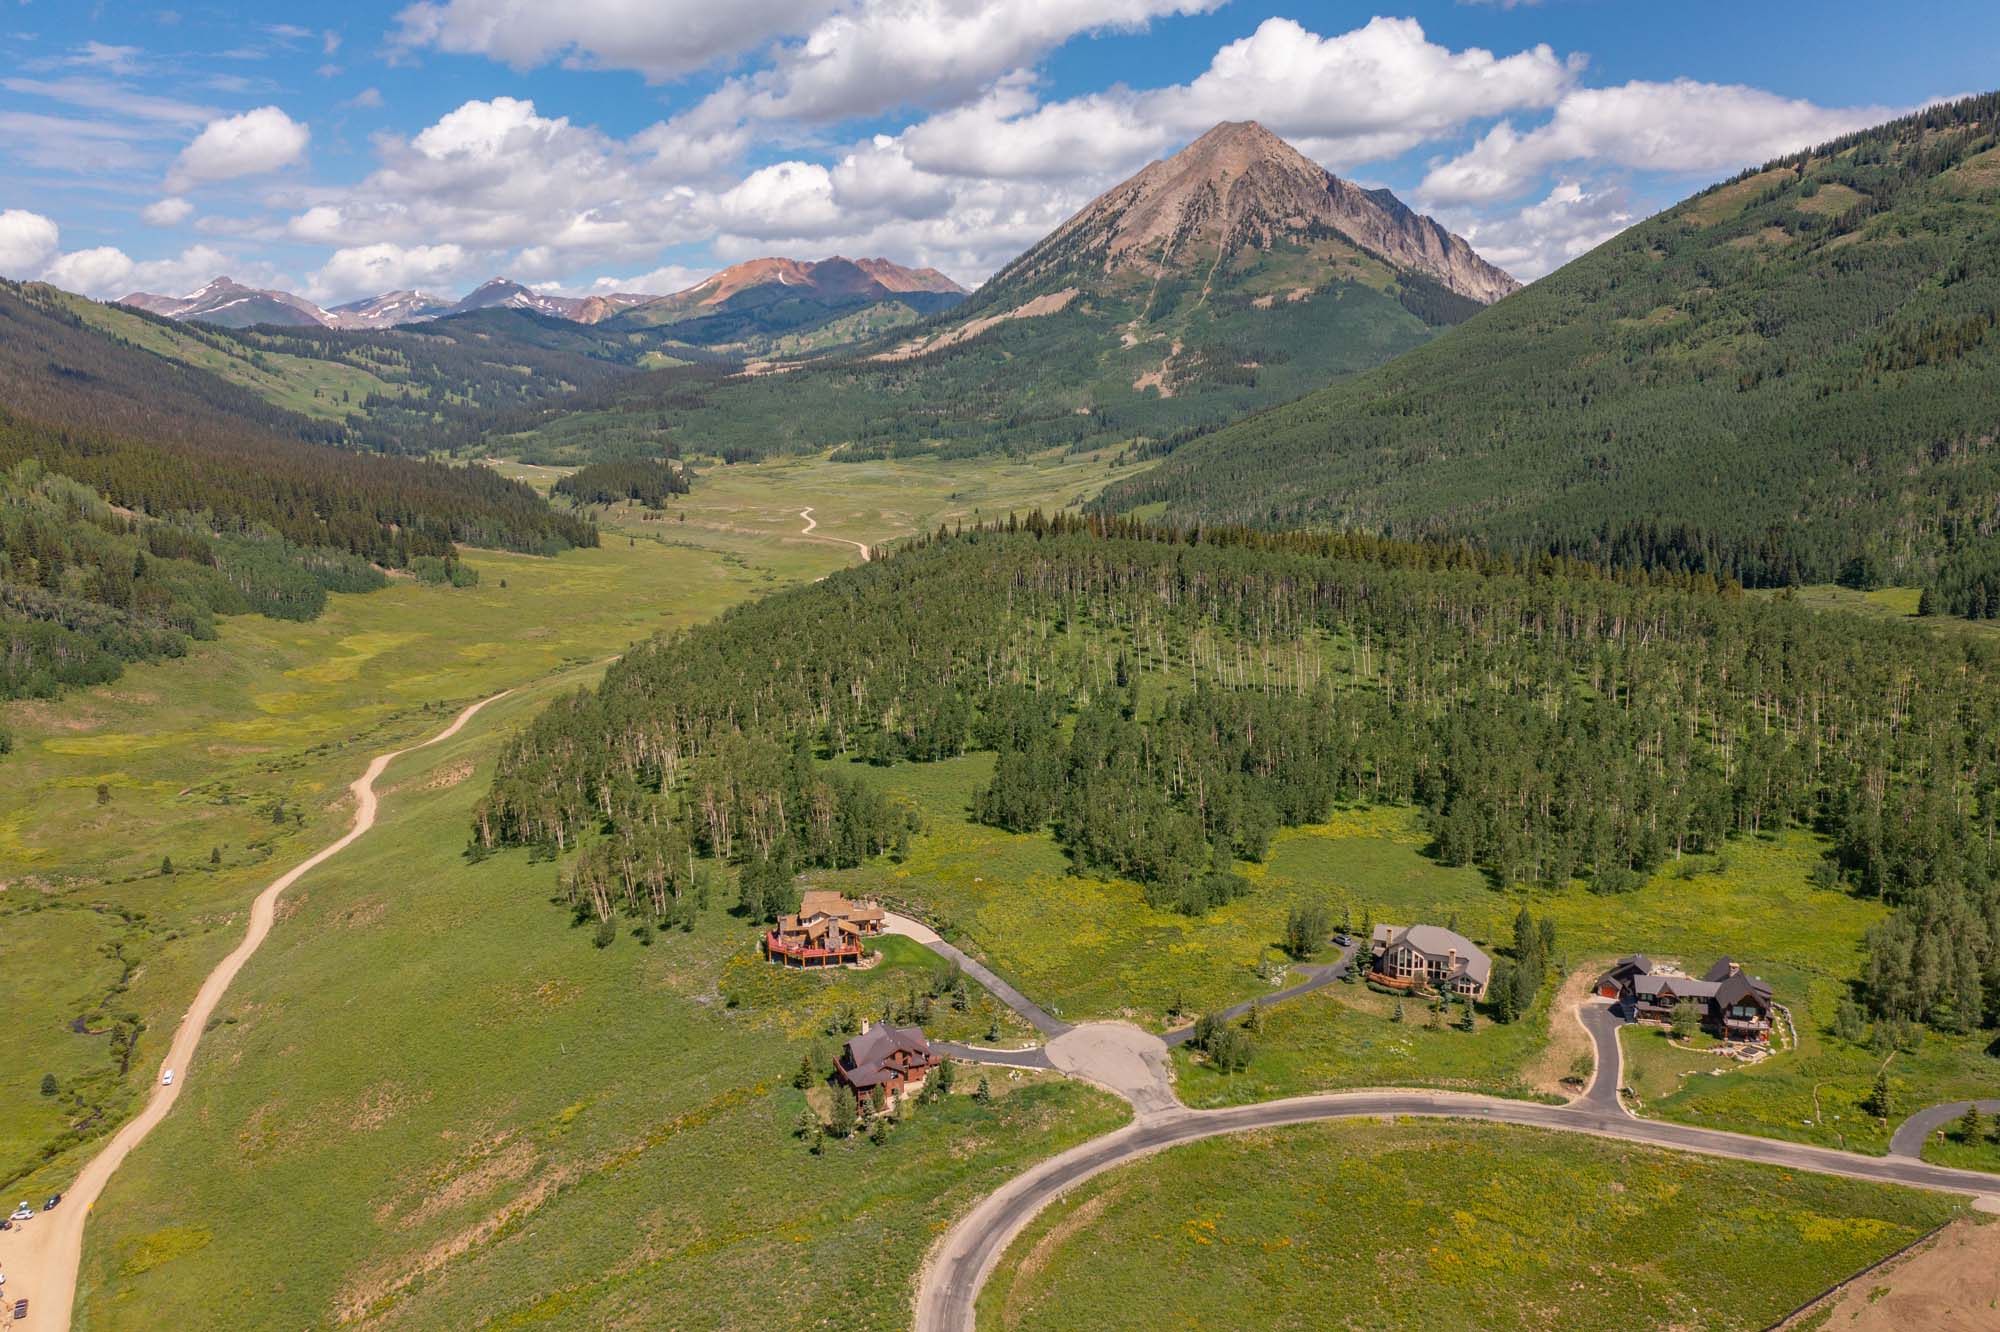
left=830, top=1085, right=860, bottom=1137
left=973, top=1076, right=992, bottom=1103
left=1865, top=1071, right=1894, bottom=1119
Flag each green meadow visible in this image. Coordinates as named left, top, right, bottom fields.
left=977, top=1120, right=1963, bottom=1332
left=4, top=447, right=1144, bottom=1205
left=72, top=680, right=1126, bottom=1330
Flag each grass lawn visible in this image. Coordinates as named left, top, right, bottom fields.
left=976, top=1120, right=1965, bottom=1332
left=1919, top=1121, right=2000, bottom=1175
left=72, top=685, right=1127, bottom=1330
left=1172, top=978, right=1560, bottom=1108
left=1620, top=1026, right=1740, bottom=1108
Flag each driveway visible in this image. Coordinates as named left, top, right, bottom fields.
left=1161, top=940, right=1359, bottom=1048
left=1890, top=1099, right=2000, bottom=1159
left=882, top=912, right=1069, bottom=1038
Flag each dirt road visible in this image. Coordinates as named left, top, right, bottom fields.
left=0, top=691, right=509, bottom=1332
left=798, top=506, right=873, bottom=561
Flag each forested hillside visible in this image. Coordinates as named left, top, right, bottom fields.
left=1103, top=94, right=2000, bottom=599
left=60, top=289, right=655, bottom=455
left=0, top=279, right=596, bottom=702
left=478, top=519, right=1998, bottom=1036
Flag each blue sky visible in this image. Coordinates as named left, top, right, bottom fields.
left=0, top=1, right=1992, bottom=305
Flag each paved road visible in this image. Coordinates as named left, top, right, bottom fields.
left=1890, top=1099, right=2000, bottom=1158
left=931, top=1041, right=1053, bottom=1071
left=1575, top=998, right=1629, bottom=1114
left=0, top=692, right=511, bottom=1332
left=883, top=913, right=1070, bottom=1038
left=914, top=1089, right=2000, bottom=1332
left=1161, top=940, right=1359, bottom=1048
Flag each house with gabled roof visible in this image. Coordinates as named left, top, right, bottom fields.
left=765, top=890, right=886, bottom=968
left=1367, top=922, right=1492, bottom=999
left=1595, top=955, right=1775, bottom=1042
left=834, top=1022, right=940, bottom=1103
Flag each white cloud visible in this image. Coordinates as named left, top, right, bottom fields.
left=280, top=97, right=719, bottom=266
left=42, top=242, right=247, bottom=299
left=43, top=246, right=135, bottom=295
left=707, top=162, right=843, bottom=240
left=1422, top=79, right=1905, bottom=204
left=141, top=196, right=195, bottom=226
left=715, top=0, right=1222, bottom=123
left=390, top=0, right=836, bottom=80
left=900, top=16, right=1578, bottom=182
left=169, top=106, right=310, bottom=189
left=902, top=83, right=1167, bottom=182
left=574, top=262, right=711, bottom=296
left=0, top=111, right=159, bottom=171
left=307, top=241, right=473, bottom=301
left=0, top=77, right=216, bottom=125
left=0, top=208, right=61, bottom=276
left=1443, top=179, right=1637, bottom=280
left=68, top=42, right=145, bottom=76
left=1155, top=17, right=1576, bottom=159
left=343, top=87, right=384, bottom=109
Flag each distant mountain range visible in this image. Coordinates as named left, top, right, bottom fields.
left=525, top=118, right=1517, bottom=463
left=117, top=258, right=966, bottom=335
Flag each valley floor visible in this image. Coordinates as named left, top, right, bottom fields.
left=4, top=448, right=1997, bottom=1330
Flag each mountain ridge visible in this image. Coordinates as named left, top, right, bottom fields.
left=1096, top=93, right=2000, bottom=593
left=116, top=256, right=964, bottom=335
left=968, top=120, right=1515, bottom=314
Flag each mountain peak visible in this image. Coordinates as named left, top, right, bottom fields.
left=981, top=120, right=1517, bottom=307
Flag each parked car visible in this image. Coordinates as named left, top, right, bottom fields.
left=8, top=1203, right=32, bottom=1221
left=162, top=1068, right=174, bottom=1086
left=44, top=1193, right=62, bottom=1210
left=1332, top=933, right=1353, bottom=947
left=14, top=1297, right=27, bottom=1320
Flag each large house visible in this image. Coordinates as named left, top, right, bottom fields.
left=834, top=1023, right=941, bottom=1103
left=765, top=890, right=886, bottom=968
left=1596, top=955, right=1775, bottom=1043
left=1367, top=923, right=1492, bottom=999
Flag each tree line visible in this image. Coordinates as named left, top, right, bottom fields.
left=476, top=520, right=2000, bottom=1034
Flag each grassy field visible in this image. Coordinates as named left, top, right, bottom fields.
left=976, top=1120, right=1964, bottom=1332
left=812, top=754, right=1999, bottom=1149
left=72, top=681, right=1126, bottom=1330
left=4, top=449, right=1148, bottom=1205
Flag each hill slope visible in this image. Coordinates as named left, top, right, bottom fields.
left=507, top=121, right=1514, bottom=465
left=0, top=279, right=595, bottom=700
left=1101, top=94, right=2000, bottom=591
